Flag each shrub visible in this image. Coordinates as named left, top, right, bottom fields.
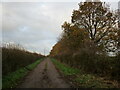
left=53, top=48, right=120, bottom=82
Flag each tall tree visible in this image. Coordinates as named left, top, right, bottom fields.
left=72, top=2, right=118, bottom=42
left=71, top=1, right=119, bottom=52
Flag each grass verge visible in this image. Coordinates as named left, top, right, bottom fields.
left=52, top=58, right=79, bottom=76
left=2, top=59, right=43, bottom=88
left=51, top=58, right=118, bottom=88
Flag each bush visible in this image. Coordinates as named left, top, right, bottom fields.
left=53, top=48, right=120, bottom=82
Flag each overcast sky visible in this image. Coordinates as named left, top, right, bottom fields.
left=0, top=0, right=119, bottom=55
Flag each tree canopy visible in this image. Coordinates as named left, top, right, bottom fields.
left=51, top=1, right=119, bottom=56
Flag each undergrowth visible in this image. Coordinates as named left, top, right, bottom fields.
left=52, top=58, right=118, bottom=88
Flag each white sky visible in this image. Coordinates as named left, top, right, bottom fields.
left=0, top=0, right=119, bottom=55
left=1, top=0, right=120, bottom=2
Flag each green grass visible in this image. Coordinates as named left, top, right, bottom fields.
left=51, top=58, right=117, bottom=88
left=2, top=59, right=43, bottom=88
left=51, top=59, right=79, bottom=76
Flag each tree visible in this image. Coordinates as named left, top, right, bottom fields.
left=118, top=2, right=120, bottom=51
left=71, top=1, right=118, bottom=52
left=61, top=21, right=89, bottom=51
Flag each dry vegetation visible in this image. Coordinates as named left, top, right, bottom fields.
left=50, top=1, right=120, bottom=84
left=2, top=43, right=44, bottom=76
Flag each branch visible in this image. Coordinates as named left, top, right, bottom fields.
left=95, top=29, right=109, bottom=43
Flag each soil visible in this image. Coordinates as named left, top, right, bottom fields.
left=17, top=58, right=72, bottom=88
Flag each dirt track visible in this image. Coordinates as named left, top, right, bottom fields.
left=18, top=58, right=71, bottom=88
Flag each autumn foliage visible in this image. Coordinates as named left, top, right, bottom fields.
left=50, top=1, right=120, bottom=81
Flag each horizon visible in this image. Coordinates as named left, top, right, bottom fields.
left=0, top=1, right=119, bottom=55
